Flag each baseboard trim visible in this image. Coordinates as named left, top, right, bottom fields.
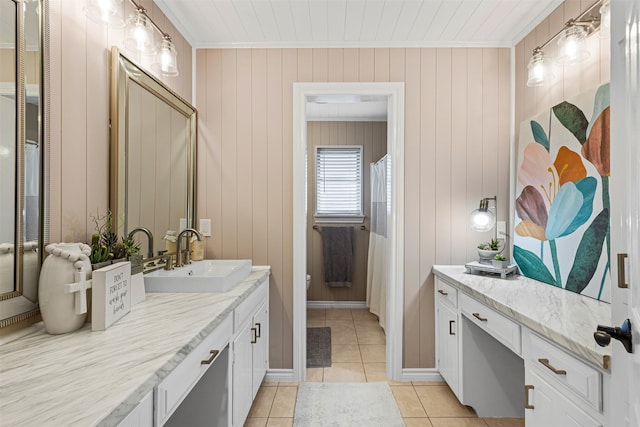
left=265, top=369, right=296, bottom=383
left=399, top=368, right=444, bottom=383
left=306, top=301, right=368, bottom=309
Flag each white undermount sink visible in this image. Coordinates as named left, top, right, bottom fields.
left=144, top=259, right=252, bottom=293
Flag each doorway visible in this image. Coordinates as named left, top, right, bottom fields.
left=292, top=82, right=405, bottom=382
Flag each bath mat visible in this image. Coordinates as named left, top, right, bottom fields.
left=307, top=327, right=331, bottom=368
left=294, top=382, right=404, bottom=427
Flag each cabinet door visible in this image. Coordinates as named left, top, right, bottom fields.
left=525, top=369, right=602, bottom=427
left=252, top=302, right=268, bottom=399
left=232, top=321, right=254, bottom=427
left=437, top=300, right=459, bottom=398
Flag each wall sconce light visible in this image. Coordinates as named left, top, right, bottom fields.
left=470, top=196, right=497, bottom=241
left=600, top=0, right=611, bottom=30
left=84, top=0, right=179, bottom=77
left=124, top=7, right=154, bottom=53
left=526, top=0, right=604, bottom=87
left=84, top=0, right=124, bottom=27
left=152, top=35, right=179, bottom=77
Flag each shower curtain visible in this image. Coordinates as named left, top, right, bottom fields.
left=366, top=155, right=387, bottom=331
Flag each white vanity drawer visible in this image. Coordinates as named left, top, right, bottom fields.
left=234, top=278, right=268, bottom=333
left=460, top=293, right=521, bottom=354
left=435, top=278, right=458, bottom=308
left=156, top=315, right=232, bottom=425
left=525, top=331, right=602, bottom=412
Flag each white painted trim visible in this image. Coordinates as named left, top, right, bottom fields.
left=510, top=0, right=564, bottom=46
left=400, top=369, right=445, bottom=383
left=265, top=369, right=296, bottom=383
left=306, top=301, right=368, bottom=309
left=192, top=40, right=513, bottom=50
left=508, top=47, right=516, bottom=262
left=293, top=82, right=405, bottom=383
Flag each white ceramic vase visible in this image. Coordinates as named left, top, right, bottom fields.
left=38, top=243, right=92, bottom=334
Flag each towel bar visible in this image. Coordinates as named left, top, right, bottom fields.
left=312, top=225, right=366, bottom=231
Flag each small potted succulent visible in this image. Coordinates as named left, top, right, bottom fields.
left=492, top=254, right=509, bottom=269
left=89, top=210, right=141, bottom=272
left=477, top=238, right=500, bottom=263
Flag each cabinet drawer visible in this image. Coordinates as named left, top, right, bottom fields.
left=525, top=331, right=602, bottom=412
left=435, top=278, right=458, bottom=308
left=156, top=315, right=232, bottom=425
left=234, top=278, right=268, bottom=333
left=460, top=293, right=521, bottom=354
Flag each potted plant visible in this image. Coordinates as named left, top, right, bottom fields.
left=477, top=238, right=500, bottom=263
left=89, top=210, right=141, bottom=272
left=492, top=253, right=509, bottom=269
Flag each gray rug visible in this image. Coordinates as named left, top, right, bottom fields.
left=294, top=382, right=404, bottom=427
left=307, top=327, right=331, bottom=368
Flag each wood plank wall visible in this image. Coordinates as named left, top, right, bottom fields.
left=515, top=0, right=610, bottom=136
left=48, top=0, right=192, bottom=243
left=195, top=48, right=511, bottom=369
left=306, top=121, right=387, bottom=303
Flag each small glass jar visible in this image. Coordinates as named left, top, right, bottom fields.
left=163, top=230, right=177, bottom=254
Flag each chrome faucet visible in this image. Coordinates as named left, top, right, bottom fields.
left=128, top=227, right=154, bottom=259
left=175, top=228, right=203, bottom=268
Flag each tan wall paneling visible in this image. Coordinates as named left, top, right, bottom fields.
left=515, top=0, right=610, bottom=143
left=306, top=121, right=387, bottom=303
left=196, top=47, right=511, bottom=369
left=48, top=0, right=192, bottom=243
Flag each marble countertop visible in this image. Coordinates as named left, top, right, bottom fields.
left=0, top=267, right=271, bottom=427
left=432, top=265, right=611, bottom=370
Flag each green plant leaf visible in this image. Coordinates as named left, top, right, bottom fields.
left=514, top=245, right=557, bottom=286
left=565, top=209, right=610, bottom=294
left=530, top=120, right=549, bottom=151
left=552, top=101, right=588, bottom=145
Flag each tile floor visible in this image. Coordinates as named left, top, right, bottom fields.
left=243, top=308, right=525, bottom=427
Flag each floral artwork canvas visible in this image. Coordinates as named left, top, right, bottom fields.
left=514, top=83, right=610, bottom=302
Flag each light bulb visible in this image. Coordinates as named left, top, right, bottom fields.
left=470, top=209, right=496, bottom=232
left=152, top=37, right=179, bottom=77
left=557, top=24, right=589, bottom=64
left=527, top=49, right=548, bottom=87
left=124, top=10, right=154, bottom=53
left=83, top=0, right=124, bottom=27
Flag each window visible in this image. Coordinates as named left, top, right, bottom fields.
left=315, top=146, right=364, bottom=222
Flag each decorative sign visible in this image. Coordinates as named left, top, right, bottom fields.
left=92, top=262, right=131, bottom=331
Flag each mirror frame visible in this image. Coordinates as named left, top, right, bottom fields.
left=0, top=0, right=49, bottom=333
left=110, top=47, right=197, bottom=247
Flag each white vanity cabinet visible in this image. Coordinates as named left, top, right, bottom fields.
left=232, top=277, right=269, bottom=427
left=435, top=278, right=460, bottom=398
left=118, top=391, right=153, bottom=427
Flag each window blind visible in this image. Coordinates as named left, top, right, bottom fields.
left=315, top=146, right=363, bottom=216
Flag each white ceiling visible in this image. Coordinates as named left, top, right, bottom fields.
left=155, top=0, right=563, bottom=49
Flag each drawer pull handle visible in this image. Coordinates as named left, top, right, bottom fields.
left=472, top=312, right=488, bottom=322
left=449, top=320, right=455, bottom=335
left=201, top=349, right=220, bottom=365
left=438, top=289, right=448, bottom=296
left=538, top=358, right=566, bottom=375
left=251, top=327, right=258, bottom=344
left=524, top=385, right=534, bottom=409
left=256, top=322, right=261, bottom=338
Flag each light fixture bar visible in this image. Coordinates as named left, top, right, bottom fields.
left=534, top=0, right=603, bottom=52
left=127, top=0, right=171, bottom=40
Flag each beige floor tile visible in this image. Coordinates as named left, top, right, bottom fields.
left=261, top=381, right=279, bottom=387
left=483, top=419, right=525, bottom=427
left=244, top=418, right=267, bottom=427
left=351, top=308, right=378, bottom=320
left=277, top=382, right=300, bottom=387
left=248, top=386, right=277, bottom=418
left=307, top=309, right=325, bottom=321
left=306, top=367, right=323, bottom=382
left=306, top=319, right=325, bottom=328
left=429, top=419, right=488, bottom=427
left=325, top=319, right=358, bottom=345
left=415, top=385, right=476, bottom=418
left=332, top=344, right=362, bottom=362
left=390, top=385, right=428, bottom=418
left=269, top=386, right=298, bottom=418
left=404, top=418, right=434, bottom=427
left=359, top=344, right=386, bottom=362
left=265, top=418, right=293, bottom=427
left=354, top=318, right=382, bottom=328
left=325, top=308, right=353, bottom=320
left=354, top=325, right=386, bottom=345
left=363, top=362, right=389, bottom=382
left=412, top=381, right=445, bottom=386
left=323, top=362, right=366, bottom=382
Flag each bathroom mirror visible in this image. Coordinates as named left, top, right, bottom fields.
left=110, top=47, right=196, bottom=257
left=0, top=0, right=48, bottom=331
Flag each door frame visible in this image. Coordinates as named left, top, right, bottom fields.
left=292, top=82, right=405, bottom=381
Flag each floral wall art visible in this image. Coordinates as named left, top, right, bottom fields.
left=514, top=83, right=610, bottom=302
